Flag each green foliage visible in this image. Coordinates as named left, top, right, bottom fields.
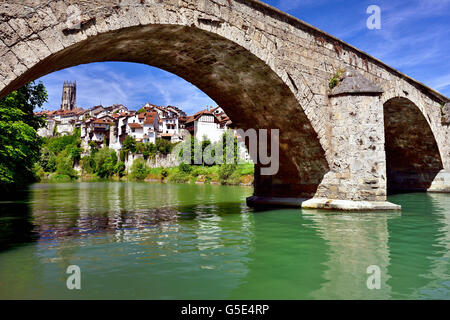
left=115, top=161, right=126, bottom=176
left=0, top=81, right=47, bottom=191
left=177, top=136, right=200, bottom=164
left=68, top=145, right=82, bottom=163
left=237, top=163, right=254, bottom=175
left=136, top=142, right=157, bottom=160
left=38, top=130, right=82, bottom=181
left=168, top=170, right=190, bottom=183
left=137, top=107, right=146, bottom=113
left=221, top=130, right=239, bottom=164
left=44, top=130, right=80, bottom=154
left=39, top=146, right=56, bottom=172
left=201, top=137, right=211, bottom=151
left=178, top=162, right=193, bottom=174
left=89, top=140, right=99, bottom=154
left=119, top=149, right=127, bottom=162
left=80, top=155, right=94, bottom=175
left=93, top=147, right=118, bottom=178
left=156, top=139, right=173, bottom=155
left=49, top=174, right=72, bottom=182
left=329, top=68, right=345, bottom=90
left=218, top=163, right=238, bottom=184
left=129, top=159, right=150, bottom=181
left=55, top=149, right=77, bottom=179
left=122, top=135, right=137, bottom=153
left=161, top=167, right=169, bottom=179
left=157, top=163, right=253, bottom=185
left=33, top=163, right=46, bottom=181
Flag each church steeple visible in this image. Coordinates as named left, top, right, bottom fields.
left=61, top=81, right=76, bottom=111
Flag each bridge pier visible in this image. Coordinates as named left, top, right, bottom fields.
left=428, top=169, right=450, bottom=193
left=248, top=69, right=401, bottom=211
left=314, top=68, right=400, bottom=210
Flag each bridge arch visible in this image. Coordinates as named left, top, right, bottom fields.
left=2, top=0, right=449, bottom=208
left=383, top=96, right=444, bottom=193
left=0, top=3, right=329, bottom=199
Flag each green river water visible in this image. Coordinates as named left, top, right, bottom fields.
left=0, top=182, right=449, bottom=299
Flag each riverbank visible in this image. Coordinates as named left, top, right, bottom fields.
left=36, top=163, right=255, bottom=186
left=34, top=129, right=255, bottom=187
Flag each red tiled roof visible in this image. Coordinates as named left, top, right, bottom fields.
left=185, top=109, right=214, bottom=124
left=92, top=118, right=112, bottom=125
left=128, top=123, right=143, bottom=129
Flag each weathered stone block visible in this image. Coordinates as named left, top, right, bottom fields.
left=0, top=21, right=19, bottom=46
left=8, top=18, right=33, bottom=40
left=10, top=41, right=39, bottom=68
left=442, top=103, right=450, bottom=125
left=27, top=37, right=52, bottom=60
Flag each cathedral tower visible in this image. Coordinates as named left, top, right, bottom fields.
left=61, top=81, right=76, bottom=111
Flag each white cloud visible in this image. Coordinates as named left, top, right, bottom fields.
left=37, top=62, right=217, bottom=114
left=428, top=73, right=450, bottom=92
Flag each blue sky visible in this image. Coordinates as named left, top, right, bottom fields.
left=37, top=0, right=450, bottom=113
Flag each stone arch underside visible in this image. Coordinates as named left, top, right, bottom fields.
left=384, top=97, right=443, bottom=193
left=0, top=24, right=329, bottom=198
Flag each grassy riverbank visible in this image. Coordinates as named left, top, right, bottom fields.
left=34, top=129, right=254, bottom=186
left=145, top=163, right=254, bottom=185
left=37, top=162, right=254, bottom=186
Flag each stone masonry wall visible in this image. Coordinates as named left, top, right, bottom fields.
left=316, top=94, right=386, bottom=201
left=1, top=0, right=449, bottom=201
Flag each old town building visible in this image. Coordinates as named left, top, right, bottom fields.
left=36, top=82, right=251, bottom=162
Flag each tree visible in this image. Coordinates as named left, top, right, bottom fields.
left=156, top=138, right=173, bottom=155
left=89, top=140, right=99, bottom=154
left=68, top=145, right=82, bottom=163
left=93, top=147, right=118, bottom=178
left=55, top=149, right=77, bottom=179
left=122, top=135, right=137, bottom=154
left=39, top=146, right=57, bottom=172
left=221, top=131, right=239, bottom=164
left=142, top=142, right=156, bottom=160
left=114, top=161, right=126, bottom=177
left=129, top=159, right=149, bottom=181
left=0, top=81, right=47, bottom=192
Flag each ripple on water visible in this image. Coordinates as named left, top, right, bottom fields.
left=0, top=183, right=449, bottom=299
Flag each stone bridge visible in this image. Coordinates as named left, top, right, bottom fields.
left=1, top=0, right=449, bottom=210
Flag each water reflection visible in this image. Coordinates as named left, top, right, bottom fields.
left=305, top=211, right=399, bottom=299
left=387, top=193, right=450, bottom=299
left=0, top=191, right=38, bottom=251
left=0, top=183, right=255, bottom=299
left=0, top=183, right=449, bottom=299
left=230, top=209, right=329, bottom=299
